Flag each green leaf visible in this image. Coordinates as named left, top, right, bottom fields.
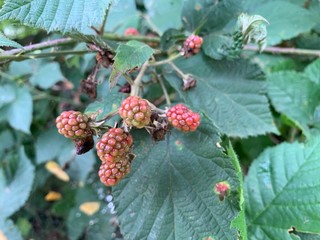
left=250, top=1, right=317, bottom=45
left=227, top=142, right=247, bottom=240
left=113, top=117, right=241, bottom=239
left=245, top=136, right=320, bottom=239
left=0, top=84, right=16, bottom=108
left=0, top=33, right=22, bottom=48
left=267, top=71, right=320, bottom=137
left=6, top=86, right=33, bottom=133
left=109, top=40, right=154, bottom=87
left=144, top=0, right=183, bottom=34
left=30, top=62, right=65, bottom=89
left=164, top=54, right=278, bottom=137
left=68, top=151, right=96, bottom=183
left=35, top=127, right=73, bottom=164
left=290, top=228, right=320, bottom=240
left=181, top=0, right=242, bottom=33
left=0, top=219, right=22, bottom=240
left=0, top=0, right=111, bottom=34
left=304, top=59, right=320, bottom=84
left=0, top=148, right=35, bottom=218
left=202, top=33, right=233, bottom=60
left=160, top=28, right=185, bottom=51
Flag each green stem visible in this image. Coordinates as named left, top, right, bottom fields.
left=102, top=33, right=160, bottom=43
left=130, top=62, right=148, bottom=96
left=244, top=45, right=320, bottom=57
left=157, top=75, right=171, bottom=105
left=148, top=53, right=182, bottom=66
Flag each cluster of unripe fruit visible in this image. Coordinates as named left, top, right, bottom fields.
left=56, top=96, right=200, bottom=187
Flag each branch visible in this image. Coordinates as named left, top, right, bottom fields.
left=130, top=62, right=148, bottom=96
left=244, top=45, right=320, bottom=57
left=102, top=33, right=160, bottom=43
left=0, top=37, right=76, bottom=56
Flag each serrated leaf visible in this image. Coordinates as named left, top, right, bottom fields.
left=0, top=219, right=22, bottom=240
left=6, top=86, right=32, bottom=133
left=109, top=40, right=153, bottom=87
left=245, top=136, right=320, bottom=239
left=163, top=54, right=278, bottom=137
left=0, top=0, right=111, bottom=34
left=304, top=59, right=320, bottom=84
left=267, top=71, right=320, bottom=138
left=0, top=148, right=35, bottom=219
left=113, top=117, right=241, bottom=239
left=181, top=0, right=242, bottom=33
left=202, top=33, right=233, bottom=60
left=30, top=62, right=65, bottom=89
left=250, top=1, right=317, bottom=45
left=0, top=33, right=22, bottom=49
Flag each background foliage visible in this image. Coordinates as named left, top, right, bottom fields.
left=0, top=0, right=320, bottom=239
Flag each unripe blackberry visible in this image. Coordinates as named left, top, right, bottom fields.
left=56, top=111, right=91, bottom=139
left=183, top=34, right=203, bottom=57
left=119, top=96, right=152, bottom=128
left=96, top=128, right=133, bottom=162
left=166, top=104, right=200, bottom=132
left=98, top=157, right=131, bottom=186
left=124, top=27, right=140, bottom=36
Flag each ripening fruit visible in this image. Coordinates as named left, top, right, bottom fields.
left=183, top=34, right=203, bottom=57
left=166, top=104, right=200, bottom=132
left=118, top=96, right=152, bottom=128
left=124, top=27, right=140, bottom=36
left=98, top=156, right=131, bottom=186
left=96, top=128, right=133, bottom=162
left=56, top=111, right=91, bottom=139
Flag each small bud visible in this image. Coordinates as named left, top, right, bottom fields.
left=214, top=181, right=230, bottom=201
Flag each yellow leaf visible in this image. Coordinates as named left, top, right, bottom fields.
left=79, top=202, right=100, bottom=216
left=45, top=161, right=69, bottom=182
left=0, top=230, right=7, bottom=240
left=45, top=191, right=62, bottom=201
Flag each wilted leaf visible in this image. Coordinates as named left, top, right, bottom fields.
left=79, top=202, right=100, bottom=216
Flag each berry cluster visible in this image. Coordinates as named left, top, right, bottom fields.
left=183, top=34, right=203, bottom=58
left=55, top=97, right=200, bottom=187
left=166, top=104, right=200, bottom=132
left=119, top=96, right=152, bottom=128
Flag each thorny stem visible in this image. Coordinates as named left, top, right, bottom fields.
left=89, top=109, right=119, bottom=128
left=168, top=62, right=190, bottom=80
left=130, top=62, right=148, bottom=96
left=244, top=45, right=320, bottom=57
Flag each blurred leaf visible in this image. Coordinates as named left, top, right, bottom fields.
left=144, top=0, right=183, bottom=34
left=0, top=0, right=111, bottom=34
left=67, top=187, right=114, bottom=240
left=305, top=59, right=320, bottom=84
left=0, top=130, right=14, bottom=153
left=0, top=148, right=35, bottom=219
left=249, top=1, right=317, bottom=45
left=79, top=201, right=100, bottom=216
left=160, top=28, right=185, bottom=51
left=164, top=54, right=278, bottom=137
left=16, top=218, right=32, bottom=237
left=68, top=150, right=96, bottom=183
left=245, top=137, right=320, bottom=239
left=110, top=40, right=154, bottom=88
left=113, top=117, right=241, bottom=239
left=30, top=62, right=65, bottom=89
left=6, top=86, right=32, bottom=133
left=181, top=0, right=242, bottom=33
left=0, top=33, right=22, bottom=48
left=202, top=33, right=232, bottom=60
left=0, top=84, right=16, bottom=108
left=35, top=127, right=73, bottom=164
left=267, top=71, right=320, bottom=138
left=9, top=59, right=34, bottom=76
left=0, top=219, right=22, bottom=240
left=45, top=161, right=70, bottom=182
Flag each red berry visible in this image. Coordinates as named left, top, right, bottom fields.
left=124, top=28, right=140, bottom=36
left=166, top=104, right=200, bottom=132
left=98, top=156, right=131, bottom=186
left=215, top=181, right=230, bottom=201
left=56, top=111, right=91, bottom=139
left=96, top=128, right=133, bottom=162
left=183, top=34, right=203, bottom=57
left=119, top=96, right=152, bottom=128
